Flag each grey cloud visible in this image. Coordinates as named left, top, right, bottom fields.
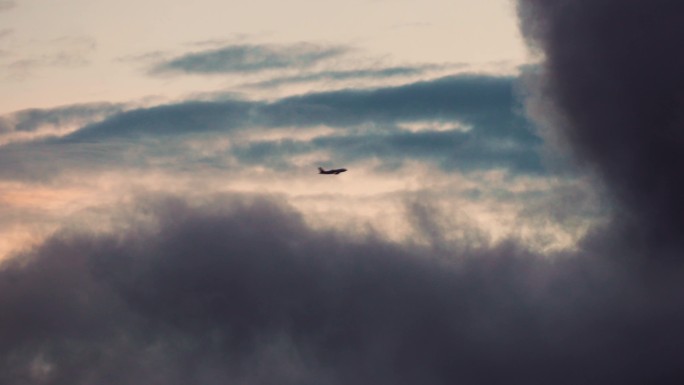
left=0, top=102, right=124, bottom=135
left=151, top=43, right=348, bottom=75
left=236, top=75, right=542, bottom=172
left=234, top=128, right=543, bottom=174
left=1, top=194, right=683, bottom=384
left=261, top=75, right=521, bottom=130
left=244, top=64, right=457, bottom=89
left=0, top=75, right=542, bottom=181
left=62, top=75, right=531, bottom=140
left=1, top=36, right=97, bottom=78
left=0, top=104, right=127, bottom=179
left=0, top=141, right=131, bottom=181
left=0, top=1, right=15, bottom=12
left=61, top=100, right=255, bottom=142
left=518, top=0, right=684, bottom=262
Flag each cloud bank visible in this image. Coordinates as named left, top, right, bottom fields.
left=1, top=193, right=680, bottom=385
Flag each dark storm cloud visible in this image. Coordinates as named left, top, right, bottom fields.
left=517, top=0, right=684, bottom=261
left=0, top=75, right=542, bottom=180
left=1, top=194, right=683, bottom=384
left=151, top=43, right=348, bottom=75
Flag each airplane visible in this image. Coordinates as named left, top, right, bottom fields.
left=318, top=167, right=347, bottom=175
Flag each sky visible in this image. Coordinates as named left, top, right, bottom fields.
left=1, top=0, right=684, bottom=384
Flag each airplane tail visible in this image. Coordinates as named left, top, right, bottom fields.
left=318, top=167, right=325, bottom=173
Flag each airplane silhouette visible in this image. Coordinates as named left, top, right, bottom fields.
left=318, top=167, right=347, bottom=175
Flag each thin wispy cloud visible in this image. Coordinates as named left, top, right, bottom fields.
left=0, top=1, right=16, bottom=12
left=0, top=36, right=96, bottom=79
left=243, top=63, right=458, bottom=89
left=0, top=102, right=124, bottom=144
left=151, top=43, right=349, bottom=75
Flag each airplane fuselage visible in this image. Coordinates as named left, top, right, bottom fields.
left=318, top=167, right=347, bottom=175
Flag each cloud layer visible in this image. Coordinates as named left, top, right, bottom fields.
left=1, top=194, right=682, bottom=385
left=0, top=75, right=543, bottom=181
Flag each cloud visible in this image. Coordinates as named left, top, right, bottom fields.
left=233, top=128, right=543, bottom=174
left=1, top=36, right=97, bottom=79
left=517, top=0, right=684, bottom=262
left=61, top=100, right=255, bottom=141
left=0, top=103, right=126, bottom=151
left=60, top=75, right=528, bottom=140
left=0, top=1, right=15, bottom=12
left=0, top=193, right=682, bottom=384
left=0, top=102, right=124, bottom=134
left=2, top=2, right=684, bottom=383
left=243, top=64, right=459, bottom=89
left=261, top=75, right=518, bottom=128
left=146, top=41, right=464, bottom=92
left=0, top=75, right=543, bottom=181
left=151, top=43, right=349, bottom=75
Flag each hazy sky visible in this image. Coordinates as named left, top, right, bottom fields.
left=1, top=0, right=561, bottom=258
left=1, top=0, right=526, bottom=113
left=2, top=1, right=684, bottom=384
